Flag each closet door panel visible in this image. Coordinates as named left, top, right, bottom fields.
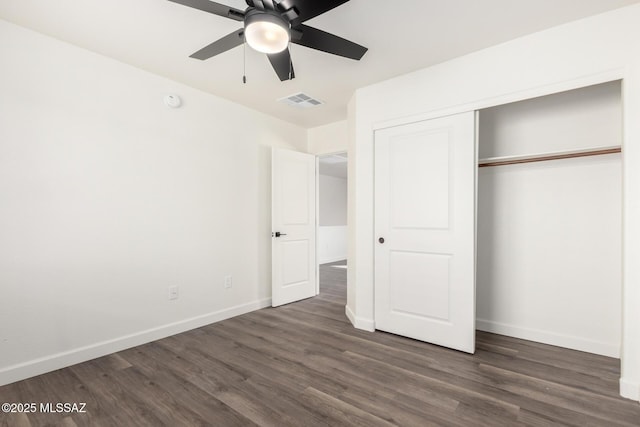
left=374, top=111, right=476, bottom=354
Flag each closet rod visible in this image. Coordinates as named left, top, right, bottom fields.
left=478, top=146, right=621, bottom=168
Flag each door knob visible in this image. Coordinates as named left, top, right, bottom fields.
left=378, top=237, right=385, bottom=244
left=274, top=231, right=287, bottom=238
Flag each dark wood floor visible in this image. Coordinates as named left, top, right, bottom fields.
left=1, top=261, right=639, bottom=426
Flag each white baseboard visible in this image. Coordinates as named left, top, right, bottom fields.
left=620, top=377, right=640, bottom=402
left=345, top=305, right=375, bottom=332
left=0, top=298, right=272, bottom=387
left=345, top=304, right=357, bottom=327
left=476, top=318, right=620, bottom=358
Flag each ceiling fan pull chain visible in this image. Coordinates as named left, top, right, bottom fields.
left=289, top=41, right=293, bottom=80
left=243, top=37, right=247, bottom=84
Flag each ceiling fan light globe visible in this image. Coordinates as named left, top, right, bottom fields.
left=245, top=14, right=290, bottom=54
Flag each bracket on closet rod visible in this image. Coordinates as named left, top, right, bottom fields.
left=478, top=146, right=621, bottom=168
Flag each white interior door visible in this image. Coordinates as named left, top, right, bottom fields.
left=272, top=148, right=317, bottom=307
left=374, top=112, right=476, bottom=353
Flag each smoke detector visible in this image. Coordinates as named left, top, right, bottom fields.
left=278, top=92, right=324, bottom=109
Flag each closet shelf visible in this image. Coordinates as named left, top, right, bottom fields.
left=478, top=146, right=621, bottom=168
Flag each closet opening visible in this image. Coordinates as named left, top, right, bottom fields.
left=476, top=80, right=622, bottom=358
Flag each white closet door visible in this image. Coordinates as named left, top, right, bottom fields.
left=374, top=112, right=476, bottom=353
left=272, top=148, right=317, bottom=307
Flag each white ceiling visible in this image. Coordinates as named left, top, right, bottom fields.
left=1, top=0, right=638, bottom=128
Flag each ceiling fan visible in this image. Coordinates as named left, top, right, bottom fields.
left=168, top=0, right=368, bottom=81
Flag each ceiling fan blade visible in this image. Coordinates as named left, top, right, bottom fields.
left=190, top=29, right=244, bottom=60
left=292, top=24, right=367, bottom=60
left=279, top=0, right=350, bottom=25
left=168, top=0, right=245, bottom=21
left=267, top=49, right=295, bottom=81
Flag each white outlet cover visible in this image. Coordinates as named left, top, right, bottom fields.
left=164, top=94, right=182, bottom=109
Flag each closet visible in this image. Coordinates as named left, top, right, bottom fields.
left=476, top=81, right=622, bottom=357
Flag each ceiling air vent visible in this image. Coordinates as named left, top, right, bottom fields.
left=278, top=92, right=324, bottom=109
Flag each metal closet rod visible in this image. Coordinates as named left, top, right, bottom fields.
left=477, top=146, right=622, bottom=168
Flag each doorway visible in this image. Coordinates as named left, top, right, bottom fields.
left=318, top=152, right=348, bottom=295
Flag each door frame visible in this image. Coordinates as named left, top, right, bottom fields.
left=271, top=148, right=349, bottom=302
left=316, top=150, right=349, bottom=296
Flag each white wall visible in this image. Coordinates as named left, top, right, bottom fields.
left=319, top=174, right=347, bottom=226
left=318, top=226, right=347, bottom=264
left=479, top=81, right=622, bottom=158
left=318, top=174, right=347, bottom=264
left=308, top=120, right=348, bottom=155
left=349, top=4, right=640, bottom=401
left=477, top=83, right=622, bottom=357
left=0, top=19, right=307, bottom=385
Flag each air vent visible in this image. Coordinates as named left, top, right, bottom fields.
left=278, top=92, right=324, bottom=109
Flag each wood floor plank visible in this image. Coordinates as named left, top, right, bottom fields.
left=0, top=413, right=31, bottom=427
left=342, top=351, right=521, bottom=419
left=209, top=317, right=466, bottom=426
left=79, top=369, right=169, bottom=427
left=516, top=408, right=574, bottom=427
left=118, top=345, right=261, bottom=427
left=472, top=346, right=621, bottom=398
left=212, top=371, right=330, bottom=427
left=478, top=363, right=640, bottom=425
left=299, top=387, right=395, bottom=427
left=476, top=331, right=620, bottom=380
left=1, top=260, right=639, bottom=426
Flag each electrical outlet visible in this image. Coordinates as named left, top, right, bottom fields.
left=224, top=275, right=233, bottom=289
left=169, top=285, right=179, bottom=300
